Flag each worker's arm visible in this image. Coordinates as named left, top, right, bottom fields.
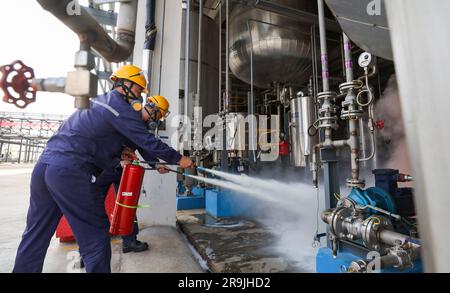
left=110, top=111, right=182, bottom=164
left=122, top=140, right=161, bottom=165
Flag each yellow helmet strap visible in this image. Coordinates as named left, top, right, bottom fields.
left=114, top=79, right=143, bottom=111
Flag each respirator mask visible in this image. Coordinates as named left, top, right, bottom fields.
left=144, top=103, right=161, bottom=131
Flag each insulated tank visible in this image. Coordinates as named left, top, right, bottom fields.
left=325, top=0, right=393, bottom=60
left=289, top=93, right=316, bottom=167
left=229, top=0, right=316, bottom=88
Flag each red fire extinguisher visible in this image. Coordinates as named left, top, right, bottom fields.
left=109, top=161, right=145, bottom=236
left=279, top=139, right=290, bottom=156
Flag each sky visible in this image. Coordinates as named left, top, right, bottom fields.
left=0, top=0, right=91, bottom=116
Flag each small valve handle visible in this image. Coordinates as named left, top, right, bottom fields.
left=0, top=60, right=36, bottom=109
left=376, top=120, right=385, bottom=130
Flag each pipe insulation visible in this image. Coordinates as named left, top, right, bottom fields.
left=144, top=0, right=157, bottom=51
left=36, top=0, right=138, bottom=63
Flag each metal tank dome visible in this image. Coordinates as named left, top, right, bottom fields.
left=229, top=0, right=316, bottom=88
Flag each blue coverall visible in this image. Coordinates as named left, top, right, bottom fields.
left=13, top=90, right=181, bottom=273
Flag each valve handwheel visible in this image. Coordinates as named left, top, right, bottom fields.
left=0, top=60, right=36, bottom=109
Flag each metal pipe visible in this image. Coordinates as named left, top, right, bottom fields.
left=144, top=0, right=157, bottom=51
left=116, top=0, right=138, bottom=55
left=157, top=0, right=166, bottom=94
left=225, top=0, right=230, bottom=113
left=348, top=117, right=359, bottom=181
left=343, top=33, right=353, bottom=82
left=247, top=19, right=254, bottom=116
left=32, top=78, right=66, bottom=93
left=143, top=0, right=157, bottom=92
left=37, top=0, right=137, bottom=63
left=218, top=2, right=222, bottom=113
left=318, top=0, right=329, bottom=92
left=379, top=230, right=421, bottom=247
left=184, top=0, right=191, bottom=118
left=221, top=0, right=229, bottom=172
left=312, top=144, right=320, bottom=188
left=196, top=0, right=203, bottom=102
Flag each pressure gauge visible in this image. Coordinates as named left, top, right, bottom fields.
left=358, top=52, right=373, bottom=68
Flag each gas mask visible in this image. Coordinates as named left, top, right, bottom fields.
left=144, top=104, right=161, bottom=131
left=146, top=119, right=160, bottom=131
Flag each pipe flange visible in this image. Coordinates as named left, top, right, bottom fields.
left=329, top=207, right=353, bottom=239
left=361, top=215, right=393, bottom=252
left=319, top=105, right=339, bottom=115
left=317, top=116, right=338, bottom=129
left=339, top=80, right=364, bottom=94
left=317, top=91, right=337, bottom=102
left=346, top=178, right=366, bottom=188
left=341, top=110, right=364, bottom=120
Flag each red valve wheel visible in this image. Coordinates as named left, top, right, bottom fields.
left=0, top=60, right=36, bottom=109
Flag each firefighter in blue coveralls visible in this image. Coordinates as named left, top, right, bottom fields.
left=95, top=95, right=173, bottom=254
left=12, top=65, right=194, bottom=273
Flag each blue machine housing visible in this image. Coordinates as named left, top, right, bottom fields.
left=347, top=187, right=397, bottom=215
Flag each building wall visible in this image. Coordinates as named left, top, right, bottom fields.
left=386, top=0, right=450, bottom=272
left=134, top=0, right=183, bottom=227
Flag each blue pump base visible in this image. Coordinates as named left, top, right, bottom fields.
left=176, top=187, right=206, bottom=210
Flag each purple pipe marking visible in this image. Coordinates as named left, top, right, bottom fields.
left=345, top=60, right=353, bottom=69
left=322, top=71, right=329, bottom=79
left=321, top=54, right=328, bottom=62
left=344, top=42, right=352, bottom=51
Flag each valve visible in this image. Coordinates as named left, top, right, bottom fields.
left=0, top=60, right=36, bottom=109
left=376, top=120, right=385, bottom=130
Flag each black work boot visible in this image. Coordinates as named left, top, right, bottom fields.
left=122, top=240, right=149, bottom=253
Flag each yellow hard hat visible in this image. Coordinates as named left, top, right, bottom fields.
left=147, top=95, right=170, bottom=119
left=110, top=64, right=148, bottom=94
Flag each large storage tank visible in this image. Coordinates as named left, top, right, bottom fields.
left=229, top=0, right=316, bottom=88
left=325, top=0, right=393, bottom=60
left=180, top=9, right=219, bottom=118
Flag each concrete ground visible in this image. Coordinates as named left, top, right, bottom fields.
left=0, top=163, right=204, bottom=273
left=177, top=210, right=306, bottom=273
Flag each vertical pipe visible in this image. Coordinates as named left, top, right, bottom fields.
left=247, top=18, right=259, bottom=164
left=247, top=20, right=254, bottom=119
left=218, top=2, right=222, bottom=113
left=18, top=139, right=23, bottom=164
left=196, top=0, right=203, bottom=102
left=158, top=0, right=167, bottom=94
left=184, top=0, right=190, bottom=118
left=318, top=0, right=329, bottom=92
left=343, top=32, right=362, bottom=183
left=5, top=143, right=10, bottom=163
left=221, top=0, right=229, bottom=172
left=183, top=0, right=191, bottom=155
left=343, top=33, right=354, bottom=82
left=225, top=0, right=229, bottom=112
